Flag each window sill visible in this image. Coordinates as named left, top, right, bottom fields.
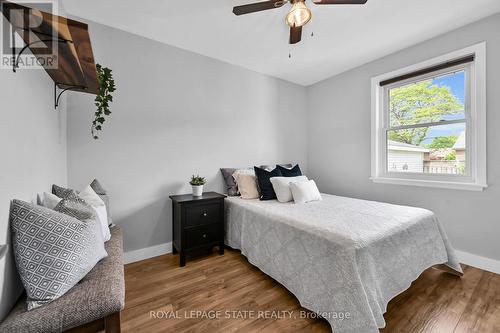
left=370, top=177, right=487, bottom=191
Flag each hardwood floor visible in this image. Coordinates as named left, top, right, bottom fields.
left=123, top=248, right=500, bottom=333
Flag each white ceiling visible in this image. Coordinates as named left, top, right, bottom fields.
left=61, top=0, right=500, bottom=86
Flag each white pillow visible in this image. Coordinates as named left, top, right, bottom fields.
left=233, top=172, right=259, bottom=199
left=79, top=185, right=111, bottom=241
left=290, top=180, right=322, bottom=204
left=42, top=192, right=62, bottom=210
left=270, top=176, right=308, bottom=203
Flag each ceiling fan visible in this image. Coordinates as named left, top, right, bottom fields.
left=233, top=0, right=368, bottom=44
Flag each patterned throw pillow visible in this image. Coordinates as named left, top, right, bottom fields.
left=52, top=180, right=113, bottom=225
left=52, top=184, right=78, bottom=199
left=9, top=200, right=107, bottom=310
left=53, top=197, right=98, bottom=223
left=54, top=196, right=112, bottom=241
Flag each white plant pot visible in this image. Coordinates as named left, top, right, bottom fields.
left=192, top=185, right=203, bottom=197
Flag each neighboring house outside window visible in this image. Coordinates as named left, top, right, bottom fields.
left=453, top=130, right=467, bottom=163
left=371, top=43, right=487, bottom=191
left=388, top=141, right=428, bottom=173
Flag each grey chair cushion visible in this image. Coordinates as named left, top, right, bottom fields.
left=9, top=200, right=107, bottom=310
left=0, top=227, right=124, bottom=333
left=90, top=179, right=113, bottom=224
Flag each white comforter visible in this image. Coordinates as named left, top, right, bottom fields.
left=225, top=194, right=462, bottom=333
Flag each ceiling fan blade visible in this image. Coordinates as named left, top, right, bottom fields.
left=312, top=0, right=367, bottom=4
left=289, top=26, right=302, bottom=44
left=233, top=0, right=286, bottom=15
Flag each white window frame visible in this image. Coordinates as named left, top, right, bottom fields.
left=371, top=43, right=487, bottom=191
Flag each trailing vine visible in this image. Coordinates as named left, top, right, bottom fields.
left=92, top=64, right=116, bottom=139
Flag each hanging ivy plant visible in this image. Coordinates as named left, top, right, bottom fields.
left=92, top=64, right=116, bottom=139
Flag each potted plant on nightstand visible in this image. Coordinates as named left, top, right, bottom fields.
left=190, top=175, right=206, bottom=197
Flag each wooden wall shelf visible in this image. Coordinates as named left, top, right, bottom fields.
left=0, top=1, right=99, bottom=96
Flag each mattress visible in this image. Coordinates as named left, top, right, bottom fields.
left=225, top=194, right=462, bottom=333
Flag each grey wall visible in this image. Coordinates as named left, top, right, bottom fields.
left=66, top=21, right=308, bottom=253
left=307, top=13, right=500, bottom=261
left=0, top=65, right=67, bottom=319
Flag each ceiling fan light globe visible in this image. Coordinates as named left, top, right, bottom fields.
left=285, top=1, right=312, bottom=27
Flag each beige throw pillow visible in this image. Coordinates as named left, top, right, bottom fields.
left=233, top=172, right=259, bottom=199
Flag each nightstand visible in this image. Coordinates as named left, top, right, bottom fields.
left=169, top=192, right=226, bottom=267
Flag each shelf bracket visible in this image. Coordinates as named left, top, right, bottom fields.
left=11, top=28, right=73, bottom=73
left=54, top=82, right=87, bottom=109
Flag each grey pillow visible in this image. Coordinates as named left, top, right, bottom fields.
left=52, top=184, right=78, bottom=199
left=220, top=168, right=238, bottom=196
left=221, top=166, right=292, bottom=196
left=90, top=179, right=112, bottom=224
left=54, top=197, right=97, bottom=224
left=9, top=200, right=107, bottom=310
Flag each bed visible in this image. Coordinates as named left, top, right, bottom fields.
left=225, top=194, right=462, bottom=333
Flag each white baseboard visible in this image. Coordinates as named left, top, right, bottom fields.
left=124, top=242, right=172, bottom=264
left=122, top=242, right=500, bottom=275
left=456, top=250, right=500, bottom=275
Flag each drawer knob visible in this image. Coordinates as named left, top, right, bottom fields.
left=202, top=234, right=207, bottom=238
left=203, top=212, right=208, bottom=217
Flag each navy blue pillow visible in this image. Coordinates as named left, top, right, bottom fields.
left=277, top=164, right=302, bottom=177
left=254, top=166, right=282, bottom=200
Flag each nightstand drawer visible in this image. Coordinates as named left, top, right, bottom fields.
left=185, top=224, right=221, bottom=248
left=185, top=203, right=221, bottom=227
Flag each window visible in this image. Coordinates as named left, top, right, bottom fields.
left=371, top=43, right=487, bottom=191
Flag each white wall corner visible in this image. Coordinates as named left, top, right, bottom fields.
left=370, top=77, right=381, bottom=180
left=124, top=242, right=172, bottom=264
